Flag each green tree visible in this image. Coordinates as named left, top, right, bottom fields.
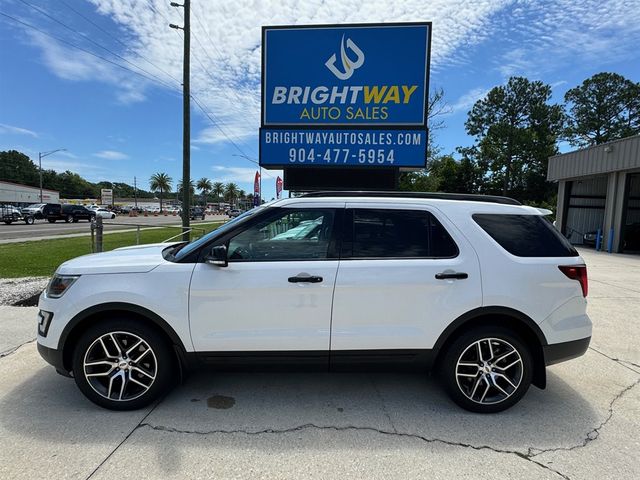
left=211, top=181, right=225, bottom=201
left=149, top=172, right=173, bottom=212
left=176, top=179, right=195, bottom=206
left=464, top=76, right=564, bottom=202
left=224, top=182, right=239, bottom=207
left=399, top=87, right=451, bottom=191
left=564, top=72, right=640, bottom=147
left=196, top=177, right=212, bottom=205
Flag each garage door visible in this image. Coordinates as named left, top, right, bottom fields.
left=564, top=176, right=607, bottom=245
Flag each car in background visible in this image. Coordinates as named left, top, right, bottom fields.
left=228, top=208, right=242, bottom=218
left=190, top=207, right=206, bottom=220
left=22, top=203, right=60, bottom=219
left=94, top=208, right=116, bottom=220
left=47, top=204, right=96, bottom=223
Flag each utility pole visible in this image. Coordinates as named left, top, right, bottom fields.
left=133, top=176, right=138, bottom=209
left=38, top=149, right=66, bottom=202
left=170, top=0, right=190, bottom=241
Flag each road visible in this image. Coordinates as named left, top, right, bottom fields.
left=0, top=249, right=638, bottom=479
left=0, top=214, right=228, bottom=242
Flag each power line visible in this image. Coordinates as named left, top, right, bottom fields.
left=16, top=0, right=181, bottom=91
left=0, top=11, right=180, bottom=94
left=58, top=0, right=181, bottom=85
left=191, top=94, right=272, bottom=178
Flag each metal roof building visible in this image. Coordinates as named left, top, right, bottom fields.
left=548, top=134, right=640, bottom=253
left=0, top=180, right=60, bottom=205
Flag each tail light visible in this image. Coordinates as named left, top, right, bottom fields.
left=559, top=265, right=588, bottom=297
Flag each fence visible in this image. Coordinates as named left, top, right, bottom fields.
left=90, top=216, right=207, bottom=253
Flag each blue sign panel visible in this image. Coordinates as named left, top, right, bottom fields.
left=262, top=24, right=430, bottom=127
left=260, top=128, right=427, bottom=167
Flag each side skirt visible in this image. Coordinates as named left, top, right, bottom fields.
left=189, top=349, right=433, bottom=372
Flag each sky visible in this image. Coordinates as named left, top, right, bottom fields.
left=1, top=0, right=639, bottom=199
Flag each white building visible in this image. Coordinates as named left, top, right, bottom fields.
left=0, top=180, right=60, bottom=205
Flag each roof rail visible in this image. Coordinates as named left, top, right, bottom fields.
left=300, top=191, right=522, bottom=205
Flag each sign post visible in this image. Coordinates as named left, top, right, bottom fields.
left=260, top=23, right=431, bottom=189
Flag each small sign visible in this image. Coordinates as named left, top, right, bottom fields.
left=101, top=188, right=113, bottom=206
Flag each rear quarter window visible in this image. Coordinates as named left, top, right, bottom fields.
left=473, top=214, right=578, bottom=257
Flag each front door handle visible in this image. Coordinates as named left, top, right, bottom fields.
left=435, top=272, right=468, bottom=280
left=288, top=273, right=323, bottom=283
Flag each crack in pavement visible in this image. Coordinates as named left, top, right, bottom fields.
left=529, top=376, right=640, bottom=458
left=137, top=421, right=572, bottom=480
left=589, top=346, right=640, bottom=374
left=0, top=338, right=35, bottom=359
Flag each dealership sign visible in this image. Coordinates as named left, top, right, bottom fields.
left=260, top=23, right=431, bottom=168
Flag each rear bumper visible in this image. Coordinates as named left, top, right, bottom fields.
left=37, top=342, right=72, bottom=377
left=543, top=336, right=591, bottom=366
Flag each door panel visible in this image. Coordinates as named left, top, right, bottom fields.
left=330, top=204, right=482, bottom=351
left=189, top=205, right=342, bottom=352
left=190, top=261, right=339, bottom=351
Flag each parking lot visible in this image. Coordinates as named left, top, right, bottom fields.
left=0, top=248, right=638, bottom=480
left=0, top=214, right=228, bottom=243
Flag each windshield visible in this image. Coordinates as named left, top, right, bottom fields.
left=173, top=206, right=267, bottom=261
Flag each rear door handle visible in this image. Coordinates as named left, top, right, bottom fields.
left=288, top=273, right=323, bottom=283
left=435, top=272, right=468, bottom=280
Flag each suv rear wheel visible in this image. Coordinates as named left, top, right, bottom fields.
left=72, top=318, right=176, bottom=410
left=441, top=326, right=533, bottom=413
left=65, top=214, right=73, bottom=223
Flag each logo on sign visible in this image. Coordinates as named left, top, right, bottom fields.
left=325, top=35, right=365, bottom=80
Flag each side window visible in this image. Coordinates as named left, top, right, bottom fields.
left=227, top=208, right=335, bottom=261
left=345, top=209, right=458, bottom=258
left=473, top=214, right=578, bottom=257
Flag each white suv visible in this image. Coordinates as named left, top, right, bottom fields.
left=37, top=192, right=591, bottom=413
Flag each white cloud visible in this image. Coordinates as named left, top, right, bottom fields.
left=0, top=123, right=38, bottom=138
left=93, top=150, right=129, bottom=160
left=493, top=0, right=640, bottom=78
left=450, top=87, right=490, bottom=114
left=210, top=165, right=283, bottom=185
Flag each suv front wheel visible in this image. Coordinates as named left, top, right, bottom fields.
left=441, top=326, right=533, bottom=413
left=72, top=319, right=176, bottom=410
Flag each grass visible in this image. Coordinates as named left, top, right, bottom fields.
left=0, top=222, right=223, bottom=279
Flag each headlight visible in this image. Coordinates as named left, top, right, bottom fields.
left=46, top=274, right=80, bottom=298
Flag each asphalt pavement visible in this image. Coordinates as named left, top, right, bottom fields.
left=0, top=248, right=638, bottom=480
left=0, top=214, right=228, bottom=243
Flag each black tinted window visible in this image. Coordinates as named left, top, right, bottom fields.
left=473, top=214, right=578, bottom=257
left=346, top=209, right=458, bottom=258
left=227, top=208, right=335, bottom=261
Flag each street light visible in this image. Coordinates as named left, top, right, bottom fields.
left=38, top=148, right=66, bottom=202
left=232, top=153, right=262, bottom=205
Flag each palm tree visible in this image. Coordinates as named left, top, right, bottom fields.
left=224, top=182, right=239, bottom=207
left=238, top=189, right=246, bottom=209
left=177, top=179, right=196, bottom=206
left=196, top=177, right=212, bottom=206
left=212, top=182, right=225, bottom=202
left=149, top=172, right=172, bottom=212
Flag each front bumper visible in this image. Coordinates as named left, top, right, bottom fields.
left=543, top=336, right=591, bottom=366
left=37, top=342, right=72, bottom=377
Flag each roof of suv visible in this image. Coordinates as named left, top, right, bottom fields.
left=301, top=191, right=521, bottom=205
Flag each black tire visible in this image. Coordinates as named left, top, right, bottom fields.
left=25, top=216, right=35, bottom=225
left=65, top=214, right=73, bottom=223
left=72, top=217, right=79, bottom=223
left=440, top=325, right=533, bottom=413
left=48, top=218, right=56, bottom=223
left=72, top=318, right=177, bottom=410
left=3, top=220, right=11, bottom=225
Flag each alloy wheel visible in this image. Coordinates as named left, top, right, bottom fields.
left=83, top=331, right=157, bottom=401
left=455, top=337, right=523, bottom=405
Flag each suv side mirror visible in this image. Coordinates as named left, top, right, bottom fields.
left=205, top=245, right=228, bottom=267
